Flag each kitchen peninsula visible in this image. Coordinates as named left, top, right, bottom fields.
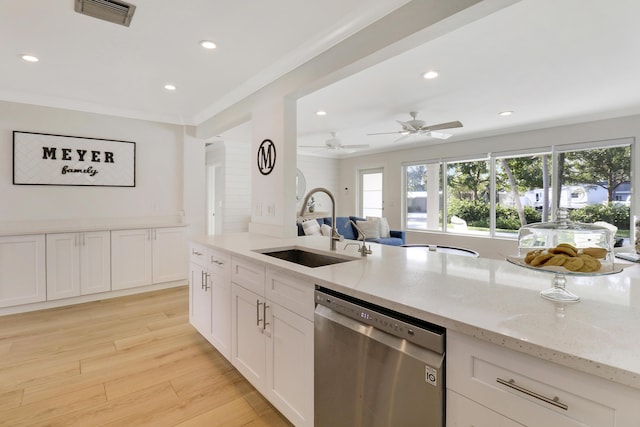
left=191, top=232, right=640, bottom=426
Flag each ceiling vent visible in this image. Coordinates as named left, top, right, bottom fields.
left=74, top=0, right=136, bottom=27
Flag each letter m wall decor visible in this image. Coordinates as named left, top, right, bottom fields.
left=13, top=131, right=136, bottom=187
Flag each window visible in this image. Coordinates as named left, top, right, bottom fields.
left=402, top=139, right=632, bottom=241
left=359, top=168, right=383, bottom=217
left=558, top=144, right=631, bottom=240
left=405, top=163, right=442, bottom=230
left=446, top=158, right=490, bottom=235
left=494, top=152, right=552, bottom=237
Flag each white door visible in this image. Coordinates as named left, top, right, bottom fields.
left=152, top=227, right=187, bottom=283
left=111, top=229, right=153, bottom=290
left=80, top=231, right=111, bottom=295
left=189, top=261, right=211, bottom=338
left=0, top=234, right=46, bottom=307
left=46, top=233, right=81, bottom=300
left=231, top=283, right=266, bottom=390
left=266, top=302, right=314, bottom=427
left=209, top=251, right=231, bottom=360
left=207, top=164, right=224, bottom=235
left=359, top=168, right=384, bottom=217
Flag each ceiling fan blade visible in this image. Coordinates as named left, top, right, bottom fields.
left=342, top=144, right=370, bottom=149
left=426, top=120, right=463, bottom=131
left=428, top=131, right=452, bottom=139
left=299, top=145, right=324, bottom=149
left=367, top=131, right=403, bottom=136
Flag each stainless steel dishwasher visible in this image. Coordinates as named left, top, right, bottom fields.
left=314, top=287, right=445, bottom=427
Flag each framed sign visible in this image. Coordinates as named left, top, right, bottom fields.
left=13, top=131, right=136, bottom=187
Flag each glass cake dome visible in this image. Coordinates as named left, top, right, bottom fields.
left=514, top=208, right=615, bottom=302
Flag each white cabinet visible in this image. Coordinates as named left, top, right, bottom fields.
left=152, top=227, right=188, bottom=283
left=189, top=244, right=231, bottom=360
left=446, top=330, right=640, bottom=427
left=111, top=229, right=152, bottom=290
left=231, top=282, right=267, bottom=386
left=112, top=227, right=186, bottom=290
left=209, top=249, right=231, bottom=359
left=447, top=390, right=524, bottom=427
left=0, top=234, right=46, bottom=307
left=230, top=257, right=313, bottom=427
left=46, top=231, right=110, bottom=300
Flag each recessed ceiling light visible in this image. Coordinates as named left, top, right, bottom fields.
left=164, top=84, right=177, bottom=91
left=499, top=110, right=514, bottom=116
left=21, top=55, right=39, bottom=62
left=422, top=70, right=439, bottom=79
left=200, top=40, right=217, bottom=50
left=316, top=110, right=327, bottom=116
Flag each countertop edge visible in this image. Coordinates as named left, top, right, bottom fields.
left=190, top=233, right=640, bottom=391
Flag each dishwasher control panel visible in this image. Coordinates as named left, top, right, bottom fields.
left=315, top=288, right=444, bottom=354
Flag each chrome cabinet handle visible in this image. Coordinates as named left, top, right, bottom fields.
left=192, top=249, right=203, bottom=256
left=203, top=273, right=211, bottom=290
left=263, top=302, right=269, bottom=330
left=201, top=270, right=205, bottom=290
left=496, top=378, right=568, bottom=411
left=256, top=299, right=262, bottom=327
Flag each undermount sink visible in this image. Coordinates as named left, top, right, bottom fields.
left=257, top=248, right=356, bottom=268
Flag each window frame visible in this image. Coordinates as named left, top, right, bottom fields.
left=401, top=138, right=634, bottom=238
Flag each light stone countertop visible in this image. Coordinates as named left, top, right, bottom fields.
left=0, top=217, right=186, bottom=236
left=191, top=232, right=640, bottom=390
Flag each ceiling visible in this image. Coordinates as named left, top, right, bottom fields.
left=4, top=1, right=640, bottom=158
left=0, top=0, right=408, bottom=124
left=293, top=0, right=640, bottom=157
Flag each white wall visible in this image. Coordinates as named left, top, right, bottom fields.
left=297, top=155, right=340, bottom=215
left=339, top=114, right=640, bottom=259
left=223, top=141, right=252, bottom=233
left=0, top=101, right=184, bottom=224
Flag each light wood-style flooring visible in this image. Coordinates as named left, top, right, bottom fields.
left=0, top=286, right=293, bottom=427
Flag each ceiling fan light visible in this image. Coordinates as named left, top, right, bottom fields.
left=499, top=110, right=514, bottom=116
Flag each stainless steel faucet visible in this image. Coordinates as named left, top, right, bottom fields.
left=345, top=220, right=372, bottom=256
left=299, top=187, right=343, bottom=250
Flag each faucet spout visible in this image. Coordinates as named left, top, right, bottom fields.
left=299, top=187, right=342, bottom=251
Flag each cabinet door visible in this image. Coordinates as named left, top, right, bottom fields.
left=111, top=229, right=152, bottom=290
left=0, top=234, right=46, bottom=307
left=447, top=390, right=524, bottom=427
left=152, top=227, right=187, bottom=283
left=266, top=302, right=314, bottom=427
left=189, top=261, right=211, bottom=337
left=209, top=250, right=231, bottom=360
left=46, top=233, right=81, bottom=300
left=80, top=231, right=111, bottom=295
left=231, top=283, right=266, bottom=390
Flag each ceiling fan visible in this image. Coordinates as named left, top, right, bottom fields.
left=300, top=132, right=370, bottom=153
left=368, top=112, right=463, bottom=141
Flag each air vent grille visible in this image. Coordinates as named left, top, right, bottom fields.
left=74, top=0, right=136, bottom=27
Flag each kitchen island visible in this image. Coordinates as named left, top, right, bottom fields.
left=191, top=232, right=640, bottom=426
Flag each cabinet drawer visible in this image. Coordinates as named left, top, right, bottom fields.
left=265, top=267, right=314, bottom=320
left=208, top=248, right=231, bottom=278
left=231, top=257, right=265, bottom=295
left=447, top=331, right=640, bottom=427
left=189, top=243, right=208, bottom=268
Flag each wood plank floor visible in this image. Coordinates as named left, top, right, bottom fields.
left=0, top=286, right=293, bottom=427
